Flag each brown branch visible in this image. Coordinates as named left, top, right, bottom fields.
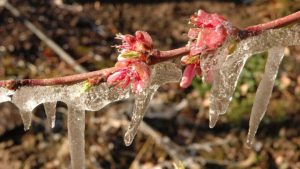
left=240, top=11, right=300, bottom=38
left=146, top=46, right=190, bottom=65
left=1, top=11, right=300, bottom=89
left=0, top=67, right=117, bottom=89
left=0, top=47, right=189, bottom=89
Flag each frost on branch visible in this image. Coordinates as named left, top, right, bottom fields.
left=208, top=24, right=300, bottom=141
left=0, top=61, right=181, bottom=168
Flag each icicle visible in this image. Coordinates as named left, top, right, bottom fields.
left=19, top=110, right=32, bottom=131
left=124, top=85, right=159, bottom=146
left=207, top=42, right=251, bottom=128
left=124, top=62, right=182, bottom=146
left=12, top=87, right=42, bottom=130
left=44, top=102, right=57, bottom=128
left=246, top=47, right=285, bottom=147
left=68, top=106, right=85, bottom=169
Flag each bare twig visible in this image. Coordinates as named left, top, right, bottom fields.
left=245, top=11, right=300, bottom=33
left=0, top=8, right=299, bottom=89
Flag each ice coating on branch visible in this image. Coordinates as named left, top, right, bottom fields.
left=0, top=62, right=181, bottom=168
left=44, top=102, right=57, bottom=128
left=124, top=62, right=182, bottom=146
left=208, top=25, right=300, bottom=128
left=68, top=106, right=85, bottom=169
left=246, top=47, right=285, bottom=147
left=0, top=87, right=14, bottom=103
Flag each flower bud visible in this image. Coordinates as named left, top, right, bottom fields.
left=180, top=64, right=197, bottom=88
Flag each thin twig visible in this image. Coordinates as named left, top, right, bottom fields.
left=0, top=67, right=116, bottom=89
left=0, top=9, right=300, bottom=89
left=245, top=11, right=300, bottom=33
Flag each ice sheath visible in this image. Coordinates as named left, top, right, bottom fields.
left=246, top=47, right=285, bottom=147
left=0, top=62, right=182, bottom=169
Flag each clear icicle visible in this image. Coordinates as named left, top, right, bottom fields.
left=20, top=110, right=32, bottom=131
left=124, top=62, right=182, bottom=146
left=246, top=47, right=285, bottom=147
left=44, top=102, right=57, bottom=128
left=11, top=87, right=41, bottom=130
left=68, top=106, right=85, bottom=169
left=208, top=45, right=251, bottom=128
left=124, top=86, right=159, bottom=146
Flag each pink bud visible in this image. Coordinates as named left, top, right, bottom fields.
left=180, top=64, right=197, bottom=88
left=131, top=62, right=151, bottom=83
left=131, top=61, right=151, bottom=93
left=107, top=69, right=127, bottom=86
left=116, top=76, right=131, bottom=89
left=115, top=60, right=132, bottom=68
left=135, top=31, right=153, bottom=49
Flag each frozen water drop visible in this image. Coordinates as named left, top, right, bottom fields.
left=209, top=112, right=219, bottom=128
left=20, top=110, right=32, bottom=131
left=68, top=105, right=85, bottom=169
left=124, top=86, right=158, bottom=146
left=246, top=47, right=284, bottom=147
left=44, top=102, right=57, bottom=128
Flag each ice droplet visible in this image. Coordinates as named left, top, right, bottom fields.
left=68, top=105, right=85, bottom=169
left=44, top=102, right=57, bottom=128
left=246, top=47, right=285, bottom=147
left=20, top=110, right=32, bottom=131
left=124, top=62, right=182, bottom=146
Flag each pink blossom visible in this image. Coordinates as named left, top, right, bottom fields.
left=190, top=10, right=226, bottom=28
left=107, top=61, right=151, bottom=93
left=187, top=10, right=229, bottom=56
left=180, top=64, right=197, bottom=88
left=107, top=69, right=128, bottom=86
left=189, top=27, right=227, bottom=56
left=180, top=10, right=229, bottom=88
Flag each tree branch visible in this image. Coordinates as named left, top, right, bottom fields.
left=241, top=11, right=300, bottom=37
left=1, top=11, right=300, bottom=89
left=0, top=47, right=189, bottom=89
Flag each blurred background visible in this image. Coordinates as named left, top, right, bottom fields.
left=0, top=0, right=300, bottom=168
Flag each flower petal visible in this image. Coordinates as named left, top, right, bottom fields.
left=180, top=64, right=197, bottom=88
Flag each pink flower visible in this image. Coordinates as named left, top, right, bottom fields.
left=180, top=10, right=230, bottom=88
left=188, top=27, right=227, bottom=56
left=187, top=10, right=229, bottom=56
left=190, top=10, right=226, bottom=28
left=107, top=61, right=151, bottom=93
